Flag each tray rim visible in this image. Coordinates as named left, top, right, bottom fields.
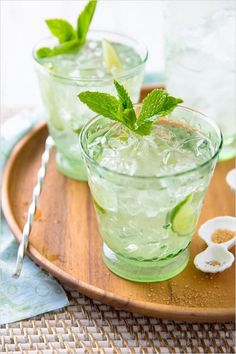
left=2, top=120, right=235, bottom=323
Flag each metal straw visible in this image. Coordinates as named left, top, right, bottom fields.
left=13, top=136, right=55, bottom=278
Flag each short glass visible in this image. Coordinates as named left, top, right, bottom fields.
left=80, top=106, right=222, bottom=282
left=33, top=31, right=147, bottom=180
left=163, top=1, right=235, bottom=161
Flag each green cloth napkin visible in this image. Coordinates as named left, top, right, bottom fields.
left=0, top=111, right=69, bottom=325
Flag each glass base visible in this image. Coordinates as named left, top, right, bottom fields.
left=103, top=243, right=189, bottom=282
left=56, top=152, right=87, bottom=181
left=219, top=135, right=236, bottom=161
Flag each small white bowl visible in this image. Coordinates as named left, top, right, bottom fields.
left=194, top=245, right=234, bottom=273
left=198, top=216, right=236, bottom=250
left=226, top=168, right=236, bottom=192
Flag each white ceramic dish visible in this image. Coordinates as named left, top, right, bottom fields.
left=194, top=216, right=236, bottom=273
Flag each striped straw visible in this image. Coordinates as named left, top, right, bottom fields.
left=13, top=136, right=55, bottom=278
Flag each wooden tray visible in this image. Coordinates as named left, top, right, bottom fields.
left=2, top=110, right=235, bottom=323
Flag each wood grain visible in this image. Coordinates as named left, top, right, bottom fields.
left=1, top=93, right=235, bottom=323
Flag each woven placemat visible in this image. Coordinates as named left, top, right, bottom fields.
left=0, top=285, right=235, bottom=353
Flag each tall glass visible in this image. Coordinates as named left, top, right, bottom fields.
left=163, top=1, right=235, bottom=161
left=80, top=106, right=222, bottom=282
left=33, top=31, right=147, bottom=180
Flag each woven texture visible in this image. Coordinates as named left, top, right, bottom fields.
left=0, top=285, right=235, bottom=353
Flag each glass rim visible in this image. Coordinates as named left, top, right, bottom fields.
left=79, top=105, right=223, bottom=181
left=32, top=29, right=148, bottom=83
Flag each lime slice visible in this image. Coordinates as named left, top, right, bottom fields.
left=93, top=197, right=106, bottom=215
left=167, top=193, right=197, bottom=236
left=102, top=39, right=123, bottom=73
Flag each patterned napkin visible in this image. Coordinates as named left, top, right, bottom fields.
left=0, top=111, right=69, bottom=325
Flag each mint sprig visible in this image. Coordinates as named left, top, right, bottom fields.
left=36, top=0, right=97, bottom=59
left=78, top=81, right=183, bottom=136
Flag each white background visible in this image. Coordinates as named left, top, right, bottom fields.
left=1, top=0, right=164, bottom=107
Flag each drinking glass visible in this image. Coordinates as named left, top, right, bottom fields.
left=80, top=105, right=222, bottom=282
left=33, top=31, right=147, bottom=180
left=163, top=1, right=235, bottom=160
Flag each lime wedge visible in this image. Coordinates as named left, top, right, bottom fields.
left=167, top=193, right=197, bottom=236
left=102, top=39, right=123, bottom=73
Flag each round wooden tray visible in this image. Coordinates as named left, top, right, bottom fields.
left=2, top=120, right=235, bottom=323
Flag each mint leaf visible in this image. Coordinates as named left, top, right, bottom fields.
left=36, top=40, right=80, bottom=59
left=114, top=80, right=136, bottom=129
left=157, top=96, right=184, bottom=116
left=77, top=0, right=97, bottom=44
left=137, top=89, right=183, bottom=124
left=114, top=80, right=133, bottom=109
left=45, top=19, right=76, bottom=43
left=121, top=108, right=137, bottom=130
left=78, top=91, right=121, bottom=122
left=36, top=47, right=54, bottom=59
left=135, top=89, right=183, bottom=135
